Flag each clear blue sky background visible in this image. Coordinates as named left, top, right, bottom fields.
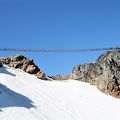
left=0, top=0, right=120, bottom=75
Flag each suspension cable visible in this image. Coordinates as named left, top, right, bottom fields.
left=0, top=47, right=119, bottom=52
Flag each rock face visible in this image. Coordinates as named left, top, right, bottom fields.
left=49, top=75, right=71, bottom=80
left=0, top=55, right=46, bottom=80
left=71, top=49, right=120, bottom=98
left=35, top=71, right=46, bottom=80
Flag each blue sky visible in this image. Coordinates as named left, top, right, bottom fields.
left=0, top=0, right=120, bottom=75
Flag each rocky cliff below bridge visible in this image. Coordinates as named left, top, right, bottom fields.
left=71, top=49, right=120, bottom=98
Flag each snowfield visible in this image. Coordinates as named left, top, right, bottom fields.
left=0, top=66, right=120, bottom=120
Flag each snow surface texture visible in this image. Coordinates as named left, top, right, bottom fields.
left=0, top=66, right=120, bottom=120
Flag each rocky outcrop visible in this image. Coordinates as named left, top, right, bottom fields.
left=35, top=71, right=46, bottom=80
left=49, top=75, right=71, bottom=80
left=71, top=63, right=102, bottom=84
left=0, top=55, right=46, bottom=80
left=71, top=49, right=120, bottom=98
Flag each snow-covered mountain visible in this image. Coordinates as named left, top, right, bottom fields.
left=0, top=66, right=120, bottom=120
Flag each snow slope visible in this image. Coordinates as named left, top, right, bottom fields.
left=0, top=66, right=120, bottom=120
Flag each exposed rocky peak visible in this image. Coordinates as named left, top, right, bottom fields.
left=71, top=49, right=120, bottom=98
left=0, top=55, right=46, bottom=80
left=96, top=49, right=120, bottom=64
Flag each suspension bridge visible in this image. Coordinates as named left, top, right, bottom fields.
left=0, top=47, right=119, bottom=53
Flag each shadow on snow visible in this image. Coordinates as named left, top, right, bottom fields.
left=0, top=84, right=35, bottom=111
left=0, top=67, right=16, bottom=76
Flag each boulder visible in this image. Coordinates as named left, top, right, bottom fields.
left=71, top=63, right=102, bottom=84
left=35, top=71, right=46, bottom=80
